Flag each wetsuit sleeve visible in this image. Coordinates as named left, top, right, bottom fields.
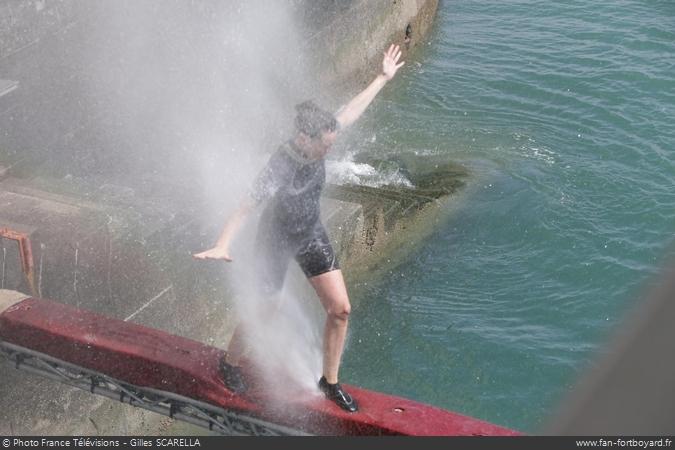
left=248, top=151, right=292, bottom=205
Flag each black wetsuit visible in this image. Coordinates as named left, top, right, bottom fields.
left=250, top=141, right=339, bottom=294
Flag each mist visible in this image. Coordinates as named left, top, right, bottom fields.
left=0, top=0, right=379, bottom=421
left=75, top=2, right=333, bottom=397
left=75, top=2, right=317, bottom=194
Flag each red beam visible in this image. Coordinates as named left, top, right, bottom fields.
left=0, top=296, right=521, bottom=436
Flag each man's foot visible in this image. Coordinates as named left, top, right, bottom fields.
left=219, top=357, right=247, bottom=394
left=318, top=376, right=358, bottom=413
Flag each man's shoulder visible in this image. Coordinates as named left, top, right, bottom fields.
left=267, top=142, right=295, bottom=166
left=259, top=142, right=299, bottom=177
left=278, top=141, right=315, bottom=166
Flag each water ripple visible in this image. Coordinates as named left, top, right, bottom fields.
left=349, top=0, right=675, bottom=432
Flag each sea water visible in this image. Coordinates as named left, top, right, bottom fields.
left=338, top=0, right=675, bottom=432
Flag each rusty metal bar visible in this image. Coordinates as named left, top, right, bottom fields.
left=0, top=227, right=37, bottom=297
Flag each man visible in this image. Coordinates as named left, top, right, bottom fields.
left=194, top=44, right=405, bottom=412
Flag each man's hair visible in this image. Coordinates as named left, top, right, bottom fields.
left=295, top=100, right=338, bottom=138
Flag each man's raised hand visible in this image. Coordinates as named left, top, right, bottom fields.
left=382, top=44, right=405, bottom=81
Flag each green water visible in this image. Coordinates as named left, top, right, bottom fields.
left=340, top=0, right=675, bottom=432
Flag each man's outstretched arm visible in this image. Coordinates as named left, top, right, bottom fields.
left=335, top=44, right=405, bottom=129
left=192, top=197, right=255, bottom=262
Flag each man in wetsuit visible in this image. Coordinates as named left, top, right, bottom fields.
left=194, top=44, right=405, bottom=412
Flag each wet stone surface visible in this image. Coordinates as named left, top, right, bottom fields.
left=326, top=156, right=467, bottom=223
left=324, top=157, right=468, bottom=284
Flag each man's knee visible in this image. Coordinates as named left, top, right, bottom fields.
left=328, top=301, right=351, bottom=322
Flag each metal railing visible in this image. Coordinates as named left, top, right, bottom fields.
left=0, top=341, right=310, bottom=436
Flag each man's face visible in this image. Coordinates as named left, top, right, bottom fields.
left=307, top=130, right=337, bottom=159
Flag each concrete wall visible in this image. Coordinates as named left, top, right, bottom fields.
left=0, top=0, right=437, bottom=89
left=0, top=0, right=84, bottom=60
left=297, top=0, right=439, bottom=96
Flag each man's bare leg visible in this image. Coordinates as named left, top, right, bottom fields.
left=230, top=271, right=351, bottom=379
left=225, top=293, right=283, bottom=366
left=309, top=269, right=358, bottom=412
left=309, top=269, right=351, bottom=384
left=225, top=323, right=247, bottom=365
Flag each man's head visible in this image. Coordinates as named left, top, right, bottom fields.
left=294, top=100, right=338, bottom=159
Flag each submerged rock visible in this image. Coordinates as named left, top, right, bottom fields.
left=323, top=156, right=468, bottom=285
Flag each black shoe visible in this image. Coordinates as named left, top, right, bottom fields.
left=318, top=376, right=358, bottom=413
left=219, top=357, right=247, bottom=394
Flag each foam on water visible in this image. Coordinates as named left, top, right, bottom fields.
left=326, top=153, right=414, bottom=188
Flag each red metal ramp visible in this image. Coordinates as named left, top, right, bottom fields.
left=0, top=294, right=520, bottom=436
